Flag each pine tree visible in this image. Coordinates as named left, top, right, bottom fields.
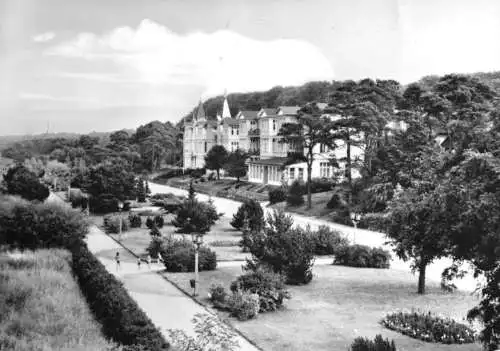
left=137, top=179, right=146, bottom=202
left=145, top=180, right=151, bottom=196
left=149, top=224, right=161, bottom=237
left=188, top=180, right=196, bottom=201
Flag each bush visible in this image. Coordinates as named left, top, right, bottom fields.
left=128, top=213, right=142, bottom=228
left=326, top=192, right=343, bottom=210
left=70, top=241, right=170, bottom=350
left=145, top=217, right=154, bottom=229
left=286, top=180, right=304, bottom=207
left=227, top=291, right=260, bottom=321
left=230, top=199, right=264, bottom=231
left=268, top=187, right=286, bottom=204
left=154, top=215, right=164, bottom=228
left=3, top=165, right=50, bottom=201
left=330, top=205, right=354, bottom=226
left=146, top=236, right=164, bottom=258
left=309, top=225, right=349, bottom=255
left=208, top=283, right=228, bottom=309
left=207, top=172, right=216, bottom=181
left=350, top=335, right=397, bottom=351
left=334, top=244, right=391, bottom=268
left=103, top=215, right=129, bottom=234
left=230, top=265, right=290, bottom=312
left=309, top=178, right=335, bottom=193
left=381, top=310, right=476, bottom=344
left=160, top=238, right=217, bottom=272
left=172, top=198, right=220, bottom=234
left=0, top=196, right=88, bottom=250
left=149, top=225, right=161, bottom=237
left=89, top=193, right=119, bottom=214
left=357, top=213, right=389, bottom=231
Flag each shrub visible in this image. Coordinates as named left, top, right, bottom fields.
left=0, top=196, right=88, bottom=250
left=357, top=213, right=389, bottom=231
left=172, top=198, right=220, bottom=234
left=154, top=215, right=164, bottom=228
left=326, top=192, right=343, bottom=210
left=149, top=225, right=161, bottom=237
left=350, top=335, right=397, bottom=351
left=145, top=217, right=154, bottom=229
left=227, top=291, right=260, bottom=321
left=207, top=172, right=216, bottom=181
left=309, top=225, right=349, bottom=256
left=309, top=178, right=335, bottom=193
left=330, top=205, right=354, bottom=226
left=334, top=244, right=391, bottom=268
left=103, top=215, right=129, bottom=234
left=209, top=283, right=229, bottom=310
left=230, top=199, right=264, bottom=231
left=146, top=236, right=164, bottom=258
left=230, top=265, right=290, bottom=312
left=128, top=213, right=142, bottom=228
left=247, top=210, right=315, bottom=285
left=161, top=239, right=217, bottom=272
left=381, top=310, right=476, bottom=344
left=89, top=193, right=119, bottom=214
left=268, top=187, right=286, bottom=204
left=70, top=241, right=169, bottom=350
left=286, top=180, right=304, bottom=207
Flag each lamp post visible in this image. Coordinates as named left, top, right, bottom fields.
left=350, top=212, right=361, bottom=244
left=118, top=201, right=124, bottom=242
left=191, top=233, right=203, bottom=296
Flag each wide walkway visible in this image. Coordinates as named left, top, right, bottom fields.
left=149, top=182, right=484, bottom=292
left=48, top=192, right=260, bottom=351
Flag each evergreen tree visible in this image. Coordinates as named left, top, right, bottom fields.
left=137, top=179, right=146, bottom=202
left=145, top=180, right=151, bottom=196
left=188, top=180, right=196, bottom=201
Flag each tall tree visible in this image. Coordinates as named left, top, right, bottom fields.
left=204, top=145, right=228, bottom=180
left=3, top=164, right=50, bottom=201
left=279, top=103, right=334, bottom=209
left=224, top=149, right=248, bottom=182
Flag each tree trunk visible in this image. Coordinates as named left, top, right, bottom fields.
left=346, top=133, right=352, bottom=205
left=216, top=169, right=220, bottom=180
left=306, top=161, right=312, bottom=210
left=417, top=262, right=427, bottom=294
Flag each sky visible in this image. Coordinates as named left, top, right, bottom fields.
left=1, top=0, right=500, bottom=135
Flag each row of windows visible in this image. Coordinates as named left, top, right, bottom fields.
left=230, top=141, right=239, bottom=151
left=289, top=167, right=304, bottom=181
left=320, top=162, right=331, bottom=178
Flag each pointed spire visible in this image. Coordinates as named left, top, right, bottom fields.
left=195, top=98, right=206, bottom=121
left=222, top=90, right=231, bottom=119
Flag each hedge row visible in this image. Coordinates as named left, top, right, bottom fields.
left=70, top=241, right=170, bottom=350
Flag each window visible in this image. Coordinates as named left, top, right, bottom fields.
left=320, top=143, right=328, bottom=153
left=299, top=168, right=304, bottom=180
left=272, top=119, right=276, bottom=131
left=231, top=128, right=234, bottom=135
left=204, top=141, right=207, bottom=152
left=320, top=162, right=330, bottom=178
left=289, top=167, right=295, bottom=179
left=236, top=128, right=239, bottom=135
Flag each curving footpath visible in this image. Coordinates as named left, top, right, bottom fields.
left=148, top=182, right=484, bottom=292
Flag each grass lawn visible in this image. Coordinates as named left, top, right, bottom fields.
left=0, top=249, right=117, bottom=351
left=107, top=214, right=249, bottom=262
left=270, top=191, right=337, bottom=221
left=162, top=264, right=482, bottom=351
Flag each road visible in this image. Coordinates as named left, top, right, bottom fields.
left=149, top=181, right=485, bottom=292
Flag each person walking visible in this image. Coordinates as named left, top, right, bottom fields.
left=137, top=257, right=142, bottom=270
left=115, top=252, right=121, bottom=271
left=146, top=254, right=151, bottom=269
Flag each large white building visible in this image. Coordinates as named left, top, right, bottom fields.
left=183, top=96, right=364, bottom=185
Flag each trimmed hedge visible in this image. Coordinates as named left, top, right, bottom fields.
left=70, top=241, right=170, bottom=350
left=334, top=244, right=391, bottom=268
left=350, top=335, right=397, bottom=351
left=268, top=187, right=286, bottom=204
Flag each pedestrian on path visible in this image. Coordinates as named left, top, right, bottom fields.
left=137, top=257, right=142, bottom=270
left=147, top=254, right=151, bottom=269
left=115, top=252, right=121, bottom=271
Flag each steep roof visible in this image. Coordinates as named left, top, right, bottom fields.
left=277, top=106, right=300, bottom=115
left=223, top=118, right=240, bottom=126
left=195, top=100, right=206, bottom=120
left=259, top=108, right=277, bottom=117
left=237, top=110, right=259, bottom=119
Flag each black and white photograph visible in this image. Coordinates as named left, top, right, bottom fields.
left=1, top=0, right=499, bottom=350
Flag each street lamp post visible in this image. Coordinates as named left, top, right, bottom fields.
left=118, top=201, right=124, bottom=242
left=192, top=234, right=203, bottom=296
left=350, top=212, right=361, bottom=244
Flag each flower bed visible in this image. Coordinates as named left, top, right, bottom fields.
left=380, top=310, right=476, bottom=344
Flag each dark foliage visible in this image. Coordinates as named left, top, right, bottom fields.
left=286, top=180, right=304, bottom=207
left=103, top=215, right=129, bottom=234
left=230, top=199, right=264, bottom=231
left=330, top=205, right=354, bottom=226
left=154, top=215, right=164, bottom=228
left=0, top=196, right=88, bottom=250
left=70, top=241, right=170, bottom=350
left=334, top=244, right=391, bottom=268
left=3, top=165, right=49, bottom=201
left=145, top=217, right=154, bottom=229
left=149, top=225, right=161, bottom=237
left=268, top=187, right=286, bottom=204
left=128, top=213, right=142, bottom=228
left=230, top=265, right=291, bottom=312
left=309, top=225, right=349, bottom=256
left=89, top=193, right=119, bottom=214
left=350, top=335, right=397, bottom=351
left=160, top=239, right=217, bottom=272
left=171, top=198, right=220, bottom=234
left=136, top=179, right=146, bottom=202
left=326, top=192, right=343, bottom=210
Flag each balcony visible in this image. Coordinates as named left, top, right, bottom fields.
left=248, top=128, right=260, bottom=137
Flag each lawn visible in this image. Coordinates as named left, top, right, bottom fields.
left=107, top=214, right=249, bottom=262
left=270, top=191, right=338, bottom=221
left=0, top=249, right=117, bottom=351
left=161, top=264, right=482, bottom=351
